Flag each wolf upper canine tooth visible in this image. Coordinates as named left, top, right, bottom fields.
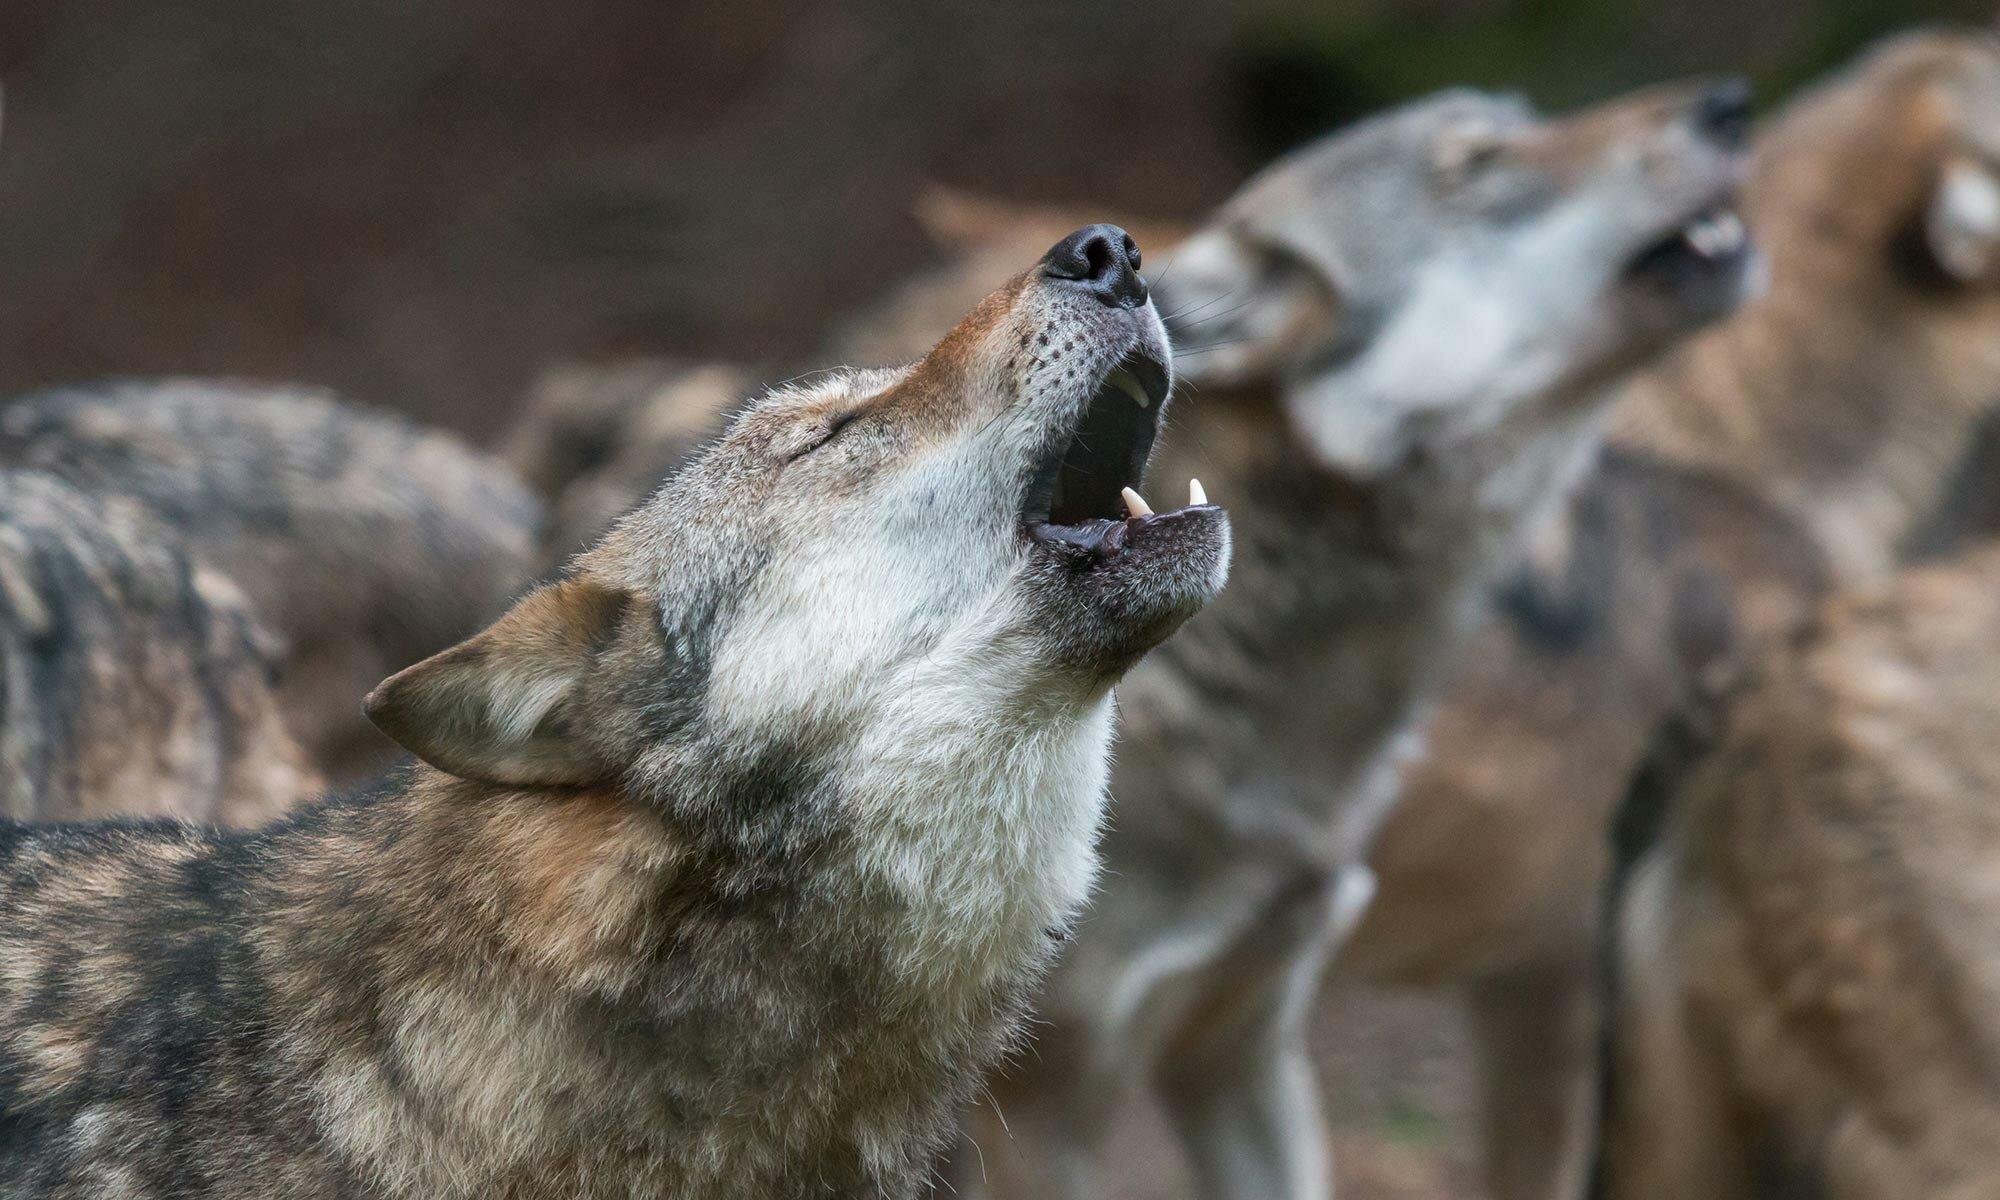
left=1108, top=368, right=1153, bottom=409
left=1189, top=478, right=1207, bottom=506
left=1121, top=486, right=1153, bottom=518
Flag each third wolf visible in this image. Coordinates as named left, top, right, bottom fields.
left=0, top=381, right=547, bottom=784
left=1340, top=29, right=2000, bottom=1200
left=0, top=471, right=315, bottom=825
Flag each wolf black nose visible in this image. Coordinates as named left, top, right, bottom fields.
left=1042, top=224, right=1148, bottom=308
left=1691, top=79, right=1752, bottom=149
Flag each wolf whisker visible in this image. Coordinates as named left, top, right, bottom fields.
left=1161, top=288, right=1238, bottom=325
left=1167, top=297, right=1255, bottom=332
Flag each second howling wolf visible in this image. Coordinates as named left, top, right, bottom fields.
left=0, top=230, right=1227, bottom=1199
left=949, top=81, right=1759, bottom=1199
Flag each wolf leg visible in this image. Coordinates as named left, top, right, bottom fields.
left=1466, top=961, right=1599, bottom=1200
left=1158, top=1010, right=1327, bottom=1200
left=1152, top=866, right=1368, bottom=1200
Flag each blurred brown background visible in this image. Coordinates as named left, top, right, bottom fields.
left=0, top=0, right=1984, bottom=442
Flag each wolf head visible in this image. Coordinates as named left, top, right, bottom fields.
left=1158, top=81, right=1756, bottom=477
left=367, top=228, right=1229, bottom=790
left=1634, top=29, right=2000, bottom=576
left=1754, top=29, right=2000, bottom=294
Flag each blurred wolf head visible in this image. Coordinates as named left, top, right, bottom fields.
left=1159, top=82, right=1755, bottom=478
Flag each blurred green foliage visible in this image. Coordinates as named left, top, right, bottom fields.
left=1379, top=1099, right=1452, bottom=1148
left=1226, top=0, right=1996, bottom=160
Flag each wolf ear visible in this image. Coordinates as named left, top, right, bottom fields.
left=365, top=578, right=631, bottom=787
left=1151, top=226, right=1342, bottom=388
left=1925, top=155, right=2000, bottom=284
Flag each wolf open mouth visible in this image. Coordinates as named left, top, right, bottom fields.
left=1623, top=202, right=1751, bottom=286
left=1021, top=351, right=1210, bottom=557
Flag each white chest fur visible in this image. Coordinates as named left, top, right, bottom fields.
left=843, top=675, right=1114, bottom=1003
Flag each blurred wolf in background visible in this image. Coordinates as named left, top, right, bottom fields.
left=0, top=101, right=318, bottom=825
left=1600, top=538, right=2000, bottom=1200
left=0, top=471, right=316, bottom=825
left=0, top=381, right=546, bottom=784
left=0, top=229, right=1228, bottom=1200
left=1331, top=28, right=2000, bottom=1200
left=1580, top=31, right=2000, bottom=1199
left=949, top=80, right=1757, bottom=1200
left=506, top=359, right=752, bottom=564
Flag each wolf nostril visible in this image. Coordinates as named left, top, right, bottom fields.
left=1692, top=79, right=1753, bottom=149
left=1082, top=235, right=1116, bottom=280
left=1041, top=223, right=1149, bottom=308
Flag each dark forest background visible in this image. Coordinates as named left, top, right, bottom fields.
left=0, top=0, right=1984, bottom=436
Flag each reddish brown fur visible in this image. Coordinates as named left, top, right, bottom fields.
left=1604, top=540, right=2000, bottom=1199
left=1347, top=30, right=2000, bottom=1200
